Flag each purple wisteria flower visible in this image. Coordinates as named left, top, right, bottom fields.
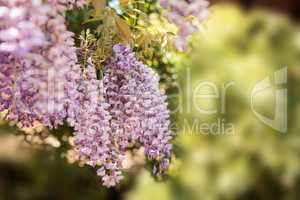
left=159, top=0, right=210, bottom=51
left=104, top=44, right=172, bottom=177
left=66, top=58, right=124, bottom=187
left=0, top=0, right=78, bottom=128
left=48, top=0, right=87, bottom=13
left=0, top=0, right=48, bottom=55
left=68, top=45, right=172, bottom=187
left=0, top=0, right=172, bottom=188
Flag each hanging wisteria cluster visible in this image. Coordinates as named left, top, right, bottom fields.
left=0, top=0, right=209, bottom=187
left=159, top=0, right=210, bottom=51
left=48, top=0, right=87, bottom=13
left=0, top=0, right=79, bottom=128
left=102, top=44, right=172, bottom=186
left=67, top=45, right=172, bottom=187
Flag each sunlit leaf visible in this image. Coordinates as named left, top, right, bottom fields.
left=119, top=0, right=130, bottom=5
left=91, top=0, right=106, bottom=17
left=114, top=16, right=133, bottom=43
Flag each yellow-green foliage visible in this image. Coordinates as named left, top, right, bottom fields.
left=126, top=4, right=300, bottom=200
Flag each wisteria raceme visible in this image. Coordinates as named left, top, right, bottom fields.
left=0, top=0, right=48, bottom=55
left=0, top=54, right=13, bottom=113
left=0, top=53, right=40, bottom=127
left=159, top=0, right=210, bottom=51
left=67, top=45, right=172, bottom=187
left=35, top=10, right=77, bottom=128
left=0, top=0, right=173, bottom=188
left=48, top=0, right=87, bottom=13
left=0, top=0, right=49, bottom=126
left=66, top=59, right=123, bottom=187
left=104, top=44, right=172, bottom=177
left=0, top=0, right=78, bottom=128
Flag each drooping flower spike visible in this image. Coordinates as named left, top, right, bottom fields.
left=67, top=45, right=172, bottom=187
left=0, top=0, right=174, bottom=188
left=0, top=0, right=79, bottom=128
left=159, top=0, right=210, bottom=51
left=103, top=44, right=172, bottom=179
left=48, top=0, right=87, bottom=13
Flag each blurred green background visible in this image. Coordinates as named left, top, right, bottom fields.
left=1, top=2, right=300, bottom=200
